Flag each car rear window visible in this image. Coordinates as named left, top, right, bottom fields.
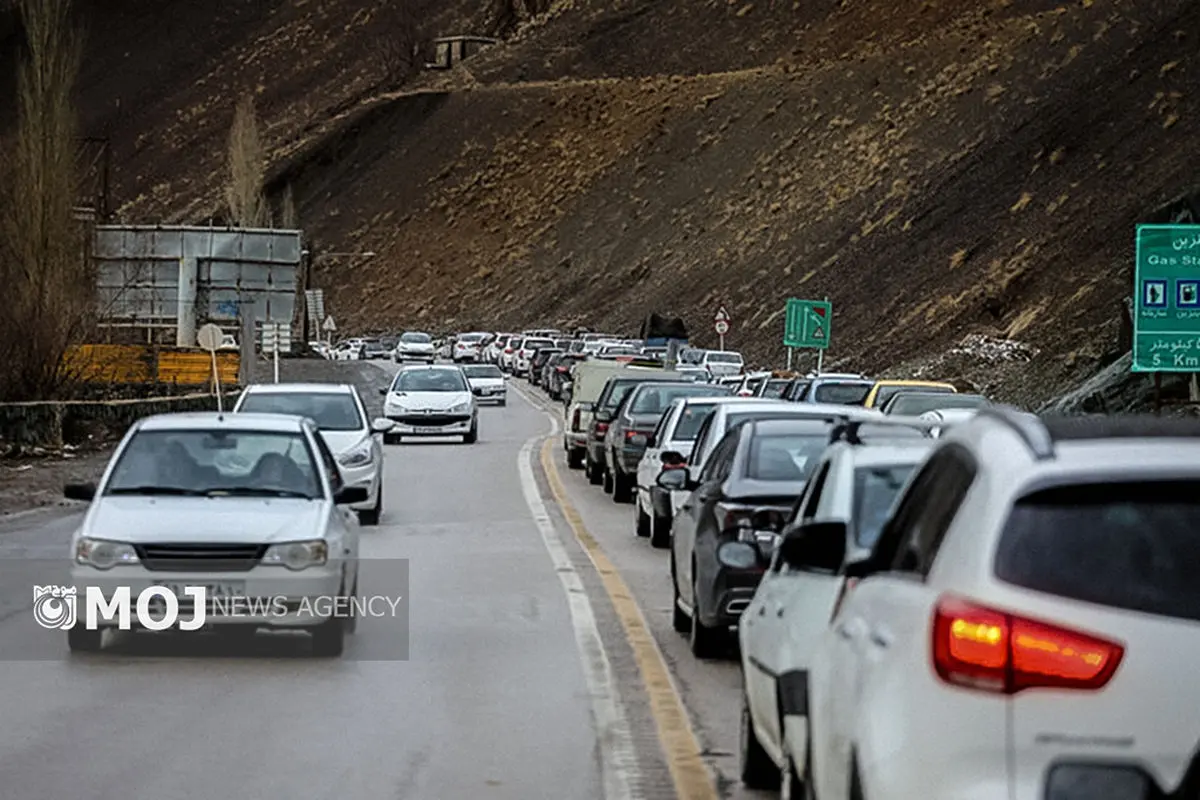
left=631, top=384, right=726, bottom=414
left=762, top=379, right=790, bottom=398
left=874, top=384, right=952, bottom=407
left=993, top=481, right=1200, bottom=623
left=813, top=382, right=872, bottom=405
left=524, top=339, right=554, bottom=350
left=852, top=464, right=916, bottom=548
left=746, top=433, right=828, bottom=480
left=885, top=393, right=987, bottom=416
left=708, top=352, right=743, bottom=363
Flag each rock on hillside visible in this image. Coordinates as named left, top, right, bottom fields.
left=4, top=0, right=1199, bottom=408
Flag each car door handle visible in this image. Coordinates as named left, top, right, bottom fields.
left=776, top=606, right=785, bottom=618
left=869, top=629, right=892, bottom=649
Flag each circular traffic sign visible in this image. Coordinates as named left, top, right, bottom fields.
left=714, top=320, right=730, bottom=335
left=196, top=323, right=224, bottom=351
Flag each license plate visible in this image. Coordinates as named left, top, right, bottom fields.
left=156, top=581, right=246, bottom=599
left=413, top=426, right=443, bottom=433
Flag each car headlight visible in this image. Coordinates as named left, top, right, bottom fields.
left=449, top=401, right=472, bottom=414
left=261, top=540, right=328, bottom=570
left=338, top=441, right=373, bottom=467
left=75, top=537, right=139, bottom=569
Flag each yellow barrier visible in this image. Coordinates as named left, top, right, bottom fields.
left=62, top=345, right=240, bottom=386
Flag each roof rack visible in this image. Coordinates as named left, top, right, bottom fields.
left=828, top=416, right=937, bottom=445
left=974, top=405, right=1055, bottom=460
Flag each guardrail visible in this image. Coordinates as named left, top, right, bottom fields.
left=0, top=392, right=241, bottom=450
left=61, top=344, right=240, bottom=386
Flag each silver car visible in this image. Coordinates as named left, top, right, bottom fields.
left=232, top=382, right=388, bottom=525
left=62, top=412, right=364, bottom=656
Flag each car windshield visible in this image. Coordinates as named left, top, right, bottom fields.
left=762, top=379, right=790, bottom=398
left=401, top=332, right=431, bottom=343
left=994, top=480, right=1200, bottom=623
left=708, top=352, right=743, bottom=363
left=105, top=429, right=321, bottom=498
left=746, top=433, right=829, bottom=480
left=393, top=369, right=467, bottom=392
left=602, top=380, right=649, bottom=410
left=885, top=392, right=988, bottom=415
left=630, top=384, right=728, bottom=414
left=674, top=403, right=718, bottom=440
left=463, top=365, right=503, bottom=379
left=236, top=392, right=364, bottom=431
left=813, top=382, right=872, bottom=405
left=875, top=384, right=953, bottom=407
left=852, top=464, right=917, bottom=547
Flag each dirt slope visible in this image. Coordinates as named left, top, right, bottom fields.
left=5, top=0, right=1199, bottom=406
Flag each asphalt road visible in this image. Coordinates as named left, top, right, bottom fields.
left=0, top=360, right=768, bottom=800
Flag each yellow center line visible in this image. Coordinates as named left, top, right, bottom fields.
left=539, top=438, right=720, bottom=800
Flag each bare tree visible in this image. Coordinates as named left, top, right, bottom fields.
left=280, top=183, right=298, bottom=228
left=0, top=0, right=89, bottom=402
left=224, top=95, right=267, bottom=227
left=373, top=0, right=425, bottom=88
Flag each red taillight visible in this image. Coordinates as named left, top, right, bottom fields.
left=505, top=347, right=514, bottom=354
left=931, top=596, right=1124, bottom=695
left=572, top=408, right=581, bottom=430
left=556, top=366, right=569, bottom=373
left=594, top=422, right=609, bottom=439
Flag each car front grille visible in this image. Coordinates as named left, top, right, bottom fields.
left=134, top=543, right=268, bottom=572
left=388, top=414, right=471, bottom=426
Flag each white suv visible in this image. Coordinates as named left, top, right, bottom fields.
left=796, top=408, right=1200, bottom=800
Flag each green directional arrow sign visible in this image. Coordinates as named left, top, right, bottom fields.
left=783, top=298, right=831, bottom=350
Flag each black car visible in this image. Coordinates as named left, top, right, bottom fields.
left=602, top=381, right=733, bottom=502
left=661, top=417, right=835, bottom=658
left=529, top=347, right=564, bottom=385
left=585, top=373, right=689, bottom=486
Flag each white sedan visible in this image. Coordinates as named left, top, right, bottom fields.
left=233, top=382, right=389, bottom=525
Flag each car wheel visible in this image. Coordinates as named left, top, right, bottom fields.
left=357, top=484, right=382, bottom=526
left=650, top=510, right=672, bottom=549
left=67, top=627, right=103, bottom=653
left=586, top=456, right=603, bottom=486
left=311, top=613, right=346, bottom=657
left=635, top=501, right=651, bottom=538
left=463, top=422, right=478, bottom=444
left=602, top=466, right=614, bottom=495
left=612, top=466, right=632, bottom=503
left=671, top=556, right=690, bottom=634
left=567, top=448, right=585, bottom=470
left=741, top=689, right=781, bottom=789
left=690, top=569, right=722, bottom=659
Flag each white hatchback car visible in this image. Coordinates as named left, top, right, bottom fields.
left=63, top=412, right=364, bottom=656
left=800, top=409, right=1200, bottom=800
left=393, top=331, right=435, bottom=363
left=380, top=364, right=479, bottom=443
left=232, top=382, right=389, bottom=525
left=461, top=363, right=508, bottom=405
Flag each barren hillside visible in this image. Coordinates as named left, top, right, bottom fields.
left=4, top=0, right=1199, bottom=406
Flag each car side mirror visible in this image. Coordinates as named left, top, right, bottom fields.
left=656, top=468, right=689, bottom=490
left=595, top=410, right=614, bottom=423
left=335, top=486, right=369, bottom=505
left=64, top=482, right=96, bottom=502
left=370, top=418, right=392, bottom=434
left=778, top=520, right=848, bottom=573
left=660, top=450, right=686, bottom=466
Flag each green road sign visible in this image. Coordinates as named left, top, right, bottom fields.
left=783, top=298, right=831, bottom=350
left=1133, top=224, right=1200, bottom=372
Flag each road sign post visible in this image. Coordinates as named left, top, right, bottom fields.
left=196, top=323, right=224, bottom=411
left=783, top=297, right=832, bottom=372
left=322, top=315, right=336, bottom=346
left=714, top=306, right=731, bottom=351
left=1133, top=224, right=1200, bottom=375
left=261, top=322, right=292, bottom=383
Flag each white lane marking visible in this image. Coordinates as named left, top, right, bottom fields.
left=515, top=386, right=640, bottom=800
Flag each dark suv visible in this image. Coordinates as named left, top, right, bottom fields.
left=585, top=373, right=688, bottom=486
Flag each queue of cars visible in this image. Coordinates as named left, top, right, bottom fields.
left=514, top=336, right=1200, bottom=800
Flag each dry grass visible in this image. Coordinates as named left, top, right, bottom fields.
left=0, top=0, right=91, bottom=403
left=223, top=95, right=267, bottom=227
